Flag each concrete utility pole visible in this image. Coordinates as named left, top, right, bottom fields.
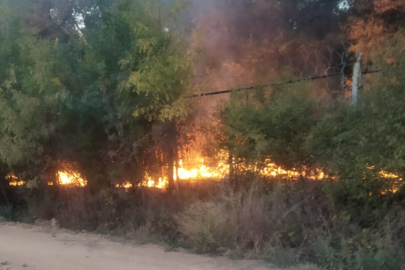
left=352, top=52, right=363, bottom=105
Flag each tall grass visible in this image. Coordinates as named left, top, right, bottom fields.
left=176, top=180, right=405, bottom=269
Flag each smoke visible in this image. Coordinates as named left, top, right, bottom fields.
left=189, top=0, right=273, bottom=92
left=184, top=0, right=349, bottom=98
left=179, top=0, right=348, bottom=156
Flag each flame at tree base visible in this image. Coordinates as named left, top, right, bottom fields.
left=6, top=173, right=26, bottom=186
left=6, top=156, right=402, bottom=194
left=57, top=171, right=87, bottom=187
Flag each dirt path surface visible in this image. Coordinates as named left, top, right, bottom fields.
left=0, top=223, right=272, bottom=270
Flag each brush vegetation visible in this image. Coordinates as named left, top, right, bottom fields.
left=0, top=0, right=405, bottom=269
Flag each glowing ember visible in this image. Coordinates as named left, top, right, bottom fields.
left=143, top=175, right=168, bottom=189
left=58, top=171, right=87, bottom=187
left=137, top=151, right=325, bottom=189
left=379, top=171, right=402, bottom=180
left=379, top=170, right=402, bottom=194
left=6, top=173, right=26, bottom=186
left=5, top=157, right=402, bottom=193
left=115, top=181, right=133, bottom=188
left=9, top=180, right=26, bottom=186
left=115, top=176, right=168, bottom=190
left=175, top=159, right=228, bottom=180
left=258, top=161, right=302, bottom=179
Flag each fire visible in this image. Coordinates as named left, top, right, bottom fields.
left=6, top=173, right=26, bottom=186
left=379, top=171, right=402, bottom=180
left=175, top=158, right=228, bottom=180
left=143, top=174, right=168, bottom=189
left=115, top=176, right=168, bottom=190
left=258, top=161, right=302, bottom=179
left=379, top=170, right=402, bottom=194
left=146, top=177, right=167, bottom=189
left=131, top=152, right=314, bottom=190
left=129, top=151, right=323, bottom=189
left=9, top=180, right=26, bottom=186
left=5, top=157, right=401, bottom=194
left=115, top=181, right=133, bottom=188
left=57, top=171, right=87, bottom=187
left=367, top=166, right=403, bottom=193
left=6, top=165, right=88, bottom=187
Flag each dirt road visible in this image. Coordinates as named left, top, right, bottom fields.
left=0, top=222, right=272, bottom=270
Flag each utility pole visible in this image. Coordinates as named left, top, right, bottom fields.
left=352, top=52, right=363, bottom=106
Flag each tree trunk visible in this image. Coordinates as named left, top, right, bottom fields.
left=175, top=145, right=180, bottom=193
left=0, top=177, right=11, bottom=211
left=167, top=148, right=175, bottom=192
left=352, top=52, right=363, bottom=106
left=229, top=151, right=234, bottom=182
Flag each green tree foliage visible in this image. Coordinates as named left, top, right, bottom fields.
left=220, top=32, right=405, bottom=232
left=0, top=1, right=66, bottom=178
left=0, top=0, right=194, bottom=187
left=222, top=79, right=325, bottom=177
left=215, top=35, right=405, bottom=268
left=307, top=42, right=405, bottom=198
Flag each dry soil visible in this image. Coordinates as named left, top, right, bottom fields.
left=0, top=222, right=273, bottom=270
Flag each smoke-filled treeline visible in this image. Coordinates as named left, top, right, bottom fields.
left=1, top=0, right=405, bottom=269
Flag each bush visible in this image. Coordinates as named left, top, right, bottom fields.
left=174, top=180, right=405, bottom=269
left=177, top=200, right=234, bottom=253
left=5, top=177, right=405, bottom=270
left=176, top=181, right=316, bottom=258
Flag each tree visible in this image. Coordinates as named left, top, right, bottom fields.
left=348, top=0, right=405, bottom=63
left=91, top=0, right=195, bottom=189
left=306, top=39, right=405, bottom=205
left=220, top=77, right=325, bottom=181
left=0, top=0, right=194, bottom=190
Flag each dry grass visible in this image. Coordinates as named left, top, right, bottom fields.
left=6, top=178, right=405, bottom=269
left=174, top=180, right=405, bottom=269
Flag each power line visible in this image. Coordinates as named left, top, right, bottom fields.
left=187, top=69, right=381, bottom=98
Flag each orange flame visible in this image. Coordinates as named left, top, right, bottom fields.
left=115, top=181, right=133, bottom=188
left=6, top=173, right=26, bottom=186
left=5, top=156, right=401, bottom=194
left=143, top=175, right=168, bottom=189
left=175, top=158, right=228, bottom=180
left=9, top=180, right=26, bottom=186
left=57, top=171, right=87, bottom=187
